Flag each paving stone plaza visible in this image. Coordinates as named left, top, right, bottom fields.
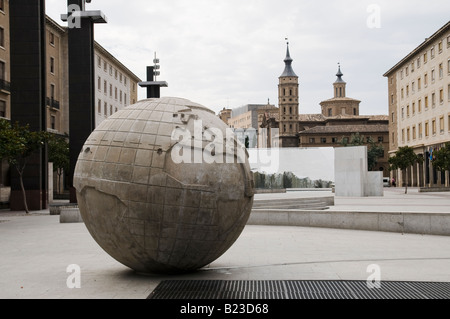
left=1, top=188, right=450, bottom=300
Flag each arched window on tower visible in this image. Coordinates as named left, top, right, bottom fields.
left=339, top=87, right=342, bottom=97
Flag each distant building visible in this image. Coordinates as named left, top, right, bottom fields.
left=218, top=108, right=232, bottom=125
left=94, top=42, right=140, bottom=127
left=384, top=21, right=450, bottom=188
left=260, top=43, right=390, bottom=175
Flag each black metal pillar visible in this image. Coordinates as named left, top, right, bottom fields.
left=139, top=66, right=168, bottom=99
left=64, top=0, right=106, bottom=203
left=9, top=0, right=48, bottom=211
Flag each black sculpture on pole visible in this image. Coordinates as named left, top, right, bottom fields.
left=9, top=0, right=48, bottom=211
left=139, top=53, right=168, bottom=98
left=61, top=0, right=107, bottom=203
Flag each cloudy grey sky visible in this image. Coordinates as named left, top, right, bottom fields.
left=45, top=0, right=450, bottom=116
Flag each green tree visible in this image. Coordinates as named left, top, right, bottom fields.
left=388, top=146, right=423, bottom=194
left=432, top=143, right=450, bottom=175
left=339, top=133, right=384, bottom=171
left=0, top=119, right=49, bottom=213
left=48, top=134, right=70, bottom=195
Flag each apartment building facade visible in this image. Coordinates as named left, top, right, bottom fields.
left=384, top=21, right=450, bottom=188
left=0, top=3, right=141, bottom=203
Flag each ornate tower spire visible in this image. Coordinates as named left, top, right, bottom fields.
left=334, top=63, right=347, bottom=98
left=278, top=40, right=299, bottom=147
left=280, top=41, right=298, bottom=77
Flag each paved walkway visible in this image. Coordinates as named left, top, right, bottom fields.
left=0, top=188, right=449, bottom=299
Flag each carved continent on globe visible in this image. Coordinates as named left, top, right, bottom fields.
left=73, top=97, right=254, bottom=274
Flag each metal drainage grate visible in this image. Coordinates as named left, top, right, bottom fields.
left=148, top=280, right=450, bottom=300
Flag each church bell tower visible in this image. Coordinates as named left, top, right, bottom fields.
left=278, top=41, right=299, bottom=147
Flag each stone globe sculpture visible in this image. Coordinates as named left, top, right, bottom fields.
left=73, top=97, right=254, bottom=274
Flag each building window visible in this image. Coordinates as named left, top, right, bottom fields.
left=0, top=27, right=5, bottom=48
left=440, top=116, right=445, bottom=133
left=432, top=119, right=436, bottom=135
left=50, top=115, right=56, bottom=130
left=401, top=88, right=404, bottom=99
left=438, top=41, right=443, bottom=53
left=417, top=57, right=421, bottom=68
left=440, top=89, right=444, bottom=104
left=332, top=138, right=337, bottom=143
left=321, top=138, right=327, bottom=144
left=50, top=84, right=55, bottom=100
left=425, top=122, right=429, bottom=137
left=406, top=85, right=409, bottom=97
left=0, top=100, right=5, bottom=118
left=424, top=73, right=428, bottom=86
left=97, top=56, right=101, bottom=67
left=120, top=73, right=123, bottom=83
left=109, top=84, right=112, bottom=97
left=97, top=77, right=101, bottom=91
left=309, top=138, right=315, bottom=144
left=104, top=80, right=107, bottom=94
left=418, top=123, right=423, bottom=139
left=406, top=66, right=409, bottom=76
left=407, top=105, right=410, bottom=117
left=115, top=87, right=118, bottom=100
left=448, top=59, right=450, bottom=74
left=418, top=99, right=422, bottom=113
left=391, top=94, right=394, bottom=105
left=424, top=52, right=428, bottom=64
left=49, top=32, right=55, bottom=46
left=110, top=105, right=113, bottom=116
left=418, top=77, right=421, bottom=91
left=431, top=69, right=435, bottom=82
left=407, top=127, right=410, bottom=142
left=391, top=112, right=395, bottom=123
left=378, top=136, right=384, bottom=143
left=412, top=126, right=416, bottom=140
left=109, top=66, right=113, bottom=76
left=391, top=133, right=395, bottom=144
left=412, top=82, right=415, bottom=94
left=50, top=57, right=55, bottom=74
left=401, top=129, right=405, bottom=143
left=431, top=46, right=435, bottom=59
left=412, top=102, right=415, bottom=115
left=103, top=61, right=107, bottom=72
left=115, top=69, right=118, bottom=79
left=432, top=92, right=436, bottom=107
left=425, top=96, right=429, bottom=109
left=104, top=102, right=107, bottom=116
left=439, top=63, right=443, bottom=79
left=98, top=100, right=101, bottom=114
left=401, top=107, right=404, bottom=119
left=120, top=91, right=123, bottom=103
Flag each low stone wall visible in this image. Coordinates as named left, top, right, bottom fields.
left=419, top=187, right=450, bottom=193
left=248, top=209, right=450, bottom=236
left=254, top=189, right=287, bottom=194
left=0, top=187, right=11, bottom=203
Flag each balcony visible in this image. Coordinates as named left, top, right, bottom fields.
left=0, top=80, right=11, bottom=93
left=46, top=97, right=60, bottom=110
